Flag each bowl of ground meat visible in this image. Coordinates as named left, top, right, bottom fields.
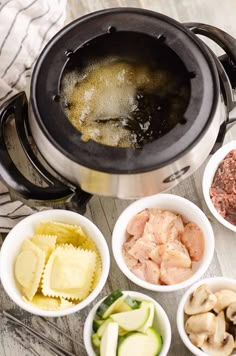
left=202, top=140, right=236, bottom=232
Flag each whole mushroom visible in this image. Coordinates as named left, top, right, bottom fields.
left=184, top=284, right=217, bottom=315
left=185, top=312, right=216, bottom=347
left=213, top=290, right=236, bottom=314
left=226, top=301, right=236, bottom=325
left=201, top=311, right=235, bottom=356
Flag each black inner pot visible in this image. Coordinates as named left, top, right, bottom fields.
left=32, top=8, right=218, bottom=174
left=60, top=31, right=191, bottom=149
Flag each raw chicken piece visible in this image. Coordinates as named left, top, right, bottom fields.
left=173, top=215, right=185, bottom=236
left=122, top=249, right=138, bottom=269
left=131, top=260, right=160, bottom=284
left=144, top=260, right=160, bottom=284
left=149, top=245, right=166, bottom=265
left=161, top=240, right=192, bottom=268
left=168, top=225, right=180, bottom=242
left=163, top=216, right=184, bottom=242
left=122, top=235, right=140, bottom=269
left=144, top=210, right=183, bottom=244
left=148, top=208, right=162, bottom=215
left=131, top=263, right=146, bottom=281
left=180, top=222, right=204, bottom=262
left=128, top=237, right=156, bottom=262
left=142, top=214, right=162, bottom=243
left=126, top=210, right=149, bottom=237
left=152, top=210, right=177, bottom=243
left=140, top=229, right=157, bottom=244
left=160, top=265, right=193, bottom=285
left=122, top=235, right=140, bottom=251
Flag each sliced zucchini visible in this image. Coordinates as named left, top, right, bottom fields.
left=118, top=327, right=129, bottom=336
left=100, top=321, right=119, bottom=356
left=117, top=327, right=163, bottom=356
left=97, top=318, right=113, bottom=338
left=92, top=333, right=101, bottom=349
left=138, top=301, right=155, bottom=333
left=115, top=296, right=141, bottom=312
left=96, top=290, right=124, bottom=319
left=111, top=306, right=150, bottom=331
left=93, top=318, right=104, bottom=332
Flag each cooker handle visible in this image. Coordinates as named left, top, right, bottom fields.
left=0, top=92, right=86, bottom=203
left=185, top=23, right=236, bottom=152
left=184, top=22, right=236, bottom=108
left=184, top=22, right=236, bottom=66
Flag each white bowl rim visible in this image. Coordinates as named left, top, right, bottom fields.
left=112, top=193, right=215, bottom=292
left=83, top=290, right=172, bottom=356
left=202, top=140, right=236, bottom=232
left=0, top=209, right=110, bottom=317
left=177, top=277, right=236, bottom=356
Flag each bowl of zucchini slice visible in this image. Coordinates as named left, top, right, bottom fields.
left=83, top=289, right=171, bottom=356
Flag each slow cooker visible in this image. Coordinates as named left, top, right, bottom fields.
left=0, top=8, right=236, bottom=210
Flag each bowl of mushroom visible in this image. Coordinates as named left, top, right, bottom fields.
left=177, top=277, right=236, bottom=356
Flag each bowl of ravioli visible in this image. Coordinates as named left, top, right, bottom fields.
left=0, top=209, right=110, bottom=316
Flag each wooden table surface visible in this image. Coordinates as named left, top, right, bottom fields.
left=1, top=0, right=236, bottom=355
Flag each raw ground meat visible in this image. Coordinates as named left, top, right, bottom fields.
left=210, top=149, right=236, bottom=225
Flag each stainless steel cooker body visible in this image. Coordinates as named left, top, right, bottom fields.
left=28, top=98, right=224, bottom=199
left=0, top=8, right=236, bottom=206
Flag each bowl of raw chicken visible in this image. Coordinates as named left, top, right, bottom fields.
left=112, top=194, right=215, bottom=292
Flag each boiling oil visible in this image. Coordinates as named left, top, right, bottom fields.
left=61, top=57, right=189, bottom=148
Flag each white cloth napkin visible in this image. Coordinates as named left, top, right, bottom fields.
left=0, top=0, right=67, bottom=232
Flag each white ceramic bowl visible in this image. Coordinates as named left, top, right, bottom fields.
left=112, top=193, right=214, bottom=292
left=177, top=277, right=236, bottom=356
left=202, top=140, right=236, bottom=232
left=0, top=209, right=110, bottom=317
left=83, top=290, right=171, bottom=356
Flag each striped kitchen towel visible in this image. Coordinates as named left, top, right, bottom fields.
left=0, top=184, right=45, bottom=233
left=0, top=0, right=67, bottom=232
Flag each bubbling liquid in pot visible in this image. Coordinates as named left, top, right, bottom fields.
left=61, top=57, right=189, bottom=148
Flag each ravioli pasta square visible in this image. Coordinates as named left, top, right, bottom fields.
left=24, top=294, right=75, bottom=310
left=91, top=258, right=102, bottom=290
left=35, top=221, right=87, bottom=246
left=81, top=238, right=102, bottom=289
left=42, top=246, right=97, bottom=300
left=30, top=234, right=57, bottom=261
left=81, top=238, right=99, bottom=253
left=14, top=239, right=45, bottom=301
